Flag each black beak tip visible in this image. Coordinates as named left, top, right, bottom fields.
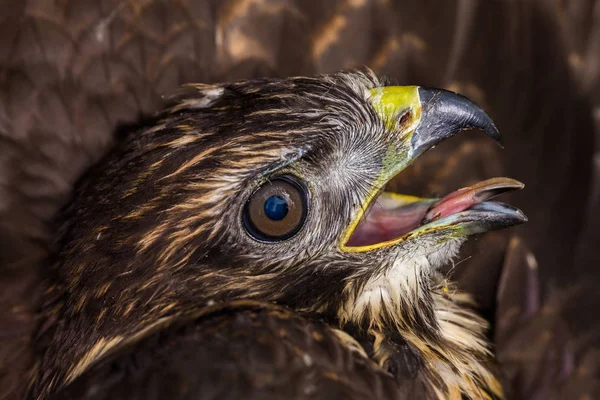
left=515, top=208, right=528, bottom=223
left=416, top=87, right=503, bottom=150
left=472, top=111, right=503, bottom=147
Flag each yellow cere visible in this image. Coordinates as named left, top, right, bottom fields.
left=367, top=86, right=422, bottom=132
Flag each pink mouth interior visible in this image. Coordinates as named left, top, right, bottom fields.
left=345, top=196, right=431, bottom=247
left=344, top=177, right=521, bottom=248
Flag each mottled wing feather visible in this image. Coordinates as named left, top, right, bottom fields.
left=50, top=301, right=405, bottom=400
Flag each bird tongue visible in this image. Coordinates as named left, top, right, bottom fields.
left=345, top=177, right=523, bottom=247
left=420, top=177, right=524, bottom=224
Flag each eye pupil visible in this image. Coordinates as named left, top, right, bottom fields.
left=264, top=195, right=288, bottom=221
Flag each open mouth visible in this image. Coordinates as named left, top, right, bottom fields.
left=339, top=85, right=528, bottom=252
left=344, top=177, right=526, bottom=250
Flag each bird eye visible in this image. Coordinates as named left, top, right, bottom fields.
left=243, top=176, right=308, bottom=241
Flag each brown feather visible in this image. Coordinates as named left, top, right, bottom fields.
left=0, top=1, right=598, bottom=399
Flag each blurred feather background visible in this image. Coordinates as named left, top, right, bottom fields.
left=0, top=0, right=598, bottom=399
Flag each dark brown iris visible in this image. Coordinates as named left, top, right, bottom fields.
left=243, top=176, right=308, bottom=241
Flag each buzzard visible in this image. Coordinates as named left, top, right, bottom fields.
left=31, top=72, right=524, bottom=399
left=0, top=1, right=598, bottom=400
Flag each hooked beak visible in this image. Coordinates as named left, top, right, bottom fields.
left=340, top=86, right=526, bottom=253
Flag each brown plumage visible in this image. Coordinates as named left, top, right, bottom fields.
left=27, top=71, right=515, bottom=399
left=0, top=1, right=598, bottom=400
left=49, top=300, right=405, bottom=400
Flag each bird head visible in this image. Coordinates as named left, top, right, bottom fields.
left=53, top=71, right=525, bottom=343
